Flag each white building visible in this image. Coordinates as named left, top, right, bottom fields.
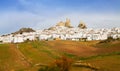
left=0, top=27, right=120, bottom=43
left=1, top=35, right=13, bottom=43
left=13, top=34, right=24, bottom=43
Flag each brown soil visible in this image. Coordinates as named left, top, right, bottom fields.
left=45, top=40, right=120, bottom=57
left=9, top=44, right=32, bottom=70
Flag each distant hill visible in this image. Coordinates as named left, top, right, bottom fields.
left=12, top=28, right=35, bottom=34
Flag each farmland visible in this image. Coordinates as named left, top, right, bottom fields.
left=0, top=40, right=120, bottom=71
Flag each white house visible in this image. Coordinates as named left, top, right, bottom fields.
left=1, top=35, right=14, bottom=43
left=39, top=34, right=52, bottom=40
left=0, top=27, right=120, bottom=43
left=13, top=34, right=24, bottom=43
left=0, top=36, right=2, bottom=41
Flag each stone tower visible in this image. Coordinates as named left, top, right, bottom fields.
left=65, top=18, right=73, bottom=28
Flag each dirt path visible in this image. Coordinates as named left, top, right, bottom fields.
left=9, top=44, right=32, bottom=68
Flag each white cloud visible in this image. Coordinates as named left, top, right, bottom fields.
left=16, top=0, right=120, bottom=29
left=0, top=10, right=120, bottom=35
left=34, top=12, right=120, bottom=29
left=0, top=11, right=43, bottom=34
left=1, top=0, right=120, bottom=35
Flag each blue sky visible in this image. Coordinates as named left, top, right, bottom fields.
left=0, top=0, right=120, bottom=35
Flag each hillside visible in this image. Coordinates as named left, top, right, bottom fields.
left=0, top=40, right=120, bottom=71
left=12, top=28, right=35, bottom=34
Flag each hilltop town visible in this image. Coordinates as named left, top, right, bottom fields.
left=0, top=18, right=120, bottom=43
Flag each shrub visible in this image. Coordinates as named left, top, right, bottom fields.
left=99, top=37, right=115, bottom=43
left=39, top=56, right=73, bottom=71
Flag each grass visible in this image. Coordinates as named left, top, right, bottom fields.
left=79, top=52, right=120, bottom=60
left=0, top=44, right=28, bottom=71
left=70, top=52, right=120, bottom=71
left=83, top=55, right=120, bottom=71
left=18, top=42, right=54, bottom=64
left=0, top=44, right=10, bottom=60
left=94, top=40, right=120, bottom=48
left=63, top=52, right=77, bottom=58
left=0, top=44, right=11, bottom=70
left=0, top=40, right=120, bottom=71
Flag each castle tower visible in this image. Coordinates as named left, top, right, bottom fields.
left=65, top=18, right=73, bottom=28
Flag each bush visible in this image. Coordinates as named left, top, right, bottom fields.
left=39, top=56, right=73, bottom=71
left=99, top=37, right=115, bottom=43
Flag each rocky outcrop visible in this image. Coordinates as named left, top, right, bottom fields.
left=13, top=28, right=35, bottom=34
left=73, top=61, right=99, bottom=71
left=56, top=21, right=65, bottom=26
left=65, top=18, right=73, bottom=28
left=78, top=21, right=87, bottom=29
left=56, top=18, right=73, bottom=28
left=48, top=27, right=56, bottom=31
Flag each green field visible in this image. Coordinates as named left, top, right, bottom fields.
left=0, top=40, right=120, bottom=71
